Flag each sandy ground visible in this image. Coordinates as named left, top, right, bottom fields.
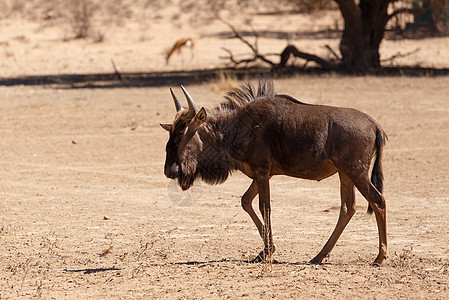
left=0, top=4, right=449, bottom=300
left=0, top=75, right=448, bottom=299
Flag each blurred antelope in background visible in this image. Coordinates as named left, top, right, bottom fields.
left=165, top=37, right=194, bottom=65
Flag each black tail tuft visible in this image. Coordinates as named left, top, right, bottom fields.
left=368, top=129, right=386, bottom=214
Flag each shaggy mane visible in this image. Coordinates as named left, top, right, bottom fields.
left=178, top=77, right=309, bottom=189
left=209, top=77, right=309, bottom=115
left=211, top=77, right=276, bottom=114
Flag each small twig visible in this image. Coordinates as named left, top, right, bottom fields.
left=381, top=48, right=421, bottom=63
left=261, top=206, right=273, bottom=276
left=220, top=47, right=269, bottom=67
left=100, top=243, right=115, bottom=257
left=302, top=60, right=310, bottom=69
left=220, top=47, right=240, bottom=65
left=20, top=258, right=32, bottom=294
left=324, top=44, right=341, bottom=61
left=137, top=241, right=154, bottom=259
left=110, top=58, right=122, bottom=80
left=248, top=22, right=259, bottom=53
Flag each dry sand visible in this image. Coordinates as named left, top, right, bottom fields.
left=0, top=3, right=449, bottom=299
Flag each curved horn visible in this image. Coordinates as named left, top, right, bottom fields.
left=181, top=85, right=197, bottom=118
left=170, top=88, right=183, bottom=112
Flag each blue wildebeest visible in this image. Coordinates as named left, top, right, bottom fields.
left=160, top=78, right=388, bottom=265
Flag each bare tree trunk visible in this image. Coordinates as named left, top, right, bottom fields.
left=335, top=0, right=391, bottom=73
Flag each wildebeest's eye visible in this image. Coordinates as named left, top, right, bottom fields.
left=176, top=122, right=186, bottom=133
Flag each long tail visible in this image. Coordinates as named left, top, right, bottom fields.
left=368, top=128, right=387, bottom=214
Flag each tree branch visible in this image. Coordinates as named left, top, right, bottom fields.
left=279, top=45, right=333, bottom=70
left=381, top=47, right=420, bottom=64
left=219, top=19, right=276, bottom=67
left=219, top=18, right=258, bottom=54
left=219, top=47, right=257, bottom=67
left=219, top=19, right=333, bottom=70
left=387, top=1, right=431, bottom=22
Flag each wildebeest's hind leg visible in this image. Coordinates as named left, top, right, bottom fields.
left=353, top=175, right=388, bottom=266
left=241, top=180, right=263, bottom=238
left=310, top=172, right=356, bottom=264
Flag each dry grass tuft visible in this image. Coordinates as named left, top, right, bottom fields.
left=390, top=247, right=416, bottom=270
left=67, top=0, right=98, bottom=39
left=259, top=209, right=274, bottom=276
left=210, top=72, right=240, bottom=93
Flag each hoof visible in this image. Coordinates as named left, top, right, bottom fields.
left=249, top=246, right=276, bottom=263
left=309, top=253, right=328, bottom=265
left=372, top=254, right=388, bottom=266
left=249, top=253, right=264, bottom=263
left=309, top=257, right=323, bottom=265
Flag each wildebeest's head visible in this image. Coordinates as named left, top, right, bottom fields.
left=160, top=86, right=197, bottom=179
left=176, top=107, right=207, bottom=190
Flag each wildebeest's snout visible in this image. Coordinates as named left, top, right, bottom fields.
left=164, top=162, right=179, bottom=179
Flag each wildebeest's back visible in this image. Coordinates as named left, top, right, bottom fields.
left=232, top=96, right=380, bottom=180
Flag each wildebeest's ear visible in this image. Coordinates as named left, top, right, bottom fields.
left=160, top=123, right=172, bottom=131
left=195, top=107, right=207, bottom=123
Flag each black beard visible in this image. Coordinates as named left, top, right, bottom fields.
left=178, top=171, right=196, bottom=191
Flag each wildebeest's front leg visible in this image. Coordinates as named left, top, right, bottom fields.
left=251, top=172, right=275, bottom=262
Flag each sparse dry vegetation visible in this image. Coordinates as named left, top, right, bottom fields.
left=391, top=247, right=417, bottom=270
left=1, top=76, right=448, bottom=298
left=67, top=0, right=98, bottom=39
left=210, top=71, right=240, bottom=93
left=0, top=1, right=448, bottom=299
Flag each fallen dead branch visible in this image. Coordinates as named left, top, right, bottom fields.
left=219, top=19, right=334, bottom=71
left=278, top=45, right=333, bottom=70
